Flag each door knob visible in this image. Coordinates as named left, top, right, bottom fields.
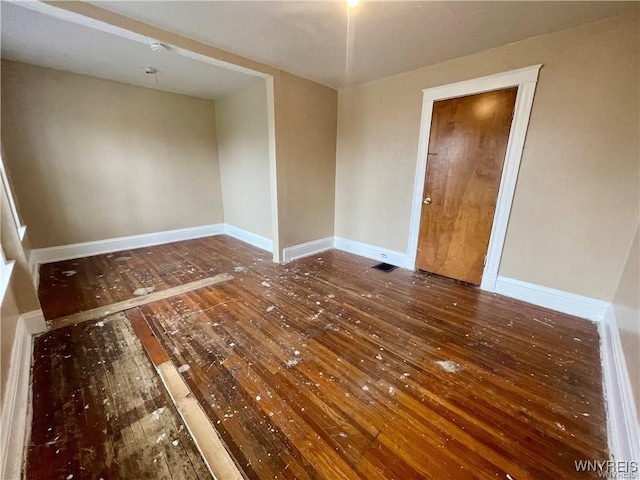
left=423, top=197, right=432, bottom=205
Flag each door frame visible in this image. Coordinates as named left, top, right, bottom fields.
left=407, top=65, right=542, bottom=291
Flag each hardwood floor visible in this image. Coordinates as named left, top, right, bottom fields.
left=33, top=235, right=609, bottom=479
left=27, top=313, right=210, bottom=480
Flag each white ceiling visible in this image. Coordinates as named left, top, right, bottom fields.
left=0, top=2, right=262, bottom=100
left=1, top=1, right=635, bottom=94
left=90, top=1, right=636, bottom=88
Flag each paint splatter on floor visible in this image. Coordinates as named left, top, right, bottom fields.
left=133, top=286, right=155, bottom=296
left=435, top=360, right=461, bottom=373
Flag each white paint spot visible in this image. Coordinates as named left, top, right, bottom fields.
left=256, top=396, right=261, bottom=401
left=362, top=385, right=369, bottom=391
left=294, top=350, right=301, bottom=356
left=96, top=321, right=105, bottom=328
left=133, top=286, right=155, bottom=296
left=573, top=337, right=582, bottom=342
left=338, top=432, right=347, bottom=438
left=506, top=475, right=514, bottom=480
left=261, top=281, right=271, bottom=287
left=62, top=270, right=77, bottom=277
left=151, top=408, right=165, bottom=421
left=67, top=475, right=74, bottom=480
left=401, top=373, right=410, bottom=378
left=388, top=386, right=395, bottom=395
left=285, top=358, right=301, bottom=368
left=266, top=305, right=276, bottom=313
left=156, top=433, right=166, bottom=443
left=234, top=266, right=246, bottom=272
left=581, top=413, right=590, bottom=417
left=178, top=364, right=190, bottom=373
left=172, top=439, right=179, bottom=446
left=327, top=294, right=336, bottom=299
left=435, top=360, right=461, bottom=373
left=229, top=343, right=236, bottom=347
left=556, top=422, right=565, bottom=431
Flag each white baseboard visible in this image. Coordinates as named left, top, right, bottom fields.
left=28, top=224, right=226, bottom=286
left=283, top=237, right=334, bottom=263
left=493, top=276, right=609, bottom=321
left=224, top=225, right=272, bottom=253
left=0, top=313, right=37, bottom=480
left=27, top=223, right=274, bottom=288
left=600, top=306, right=640, bottom=466
left=21, top=310, right=47, bottom=335
left=30, top=224, right=225, bottom=274
left=333, top=237, right=412, bottom=269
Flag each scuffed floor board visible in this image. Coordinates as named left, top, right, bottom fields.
left=26, top=313, right=211, bottom=480
left=48, top=273, right=233, bottom=330
left=127, top=307, right=244, bottom=480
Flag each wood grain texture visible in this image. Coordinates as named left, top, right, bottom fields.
left=126, top=308, right=245, bottom=480
left=36, top=236, right=609, bottom=479
left=129, top=307, right=170, bottom=367
left=48, top=274, right=233, bottom=331
left=26, top=313, right=211, bottom=480
left=417, top=88, right=517, bottom=284
left=38, top=241, right=233, bottom=321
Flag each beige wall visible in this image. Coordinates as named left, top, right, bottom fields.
left=273, top=72, right=338, bottom=248
left=335, top=13, right=639, bottom=301
left=613, top=223, right=640, bottom=414
left=216, top=80, right=272, bottom=239
left=41, top=0, right=339, bottom=255
left=1, top=60, right=224, bottom=248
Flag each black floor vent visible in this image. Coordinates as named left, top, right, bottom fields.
left=372, top=262, right=398, bottom=272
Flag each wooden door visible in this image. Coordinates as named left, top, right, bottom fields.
left=416, top=88, right=517, bottom=285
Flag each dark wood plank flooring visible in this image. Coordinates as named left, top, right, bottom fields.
left=27, top=312, right=211, bottom=480
left=35, top=235, right=609, bottom=479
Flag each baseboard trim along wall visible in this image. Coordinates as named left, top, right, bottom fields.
left=493, top=276, right=609, bottom=321
left=326, top=237, right=611, bottom=322
left=29, top=224, right=226, bottom=278
left=333, top=237, right=413, bottom=269
left=28, top=223, right=277, bottom=287
left=223, top=224, right=273, bottom=253
left=31, top=230, right=611, bottom=323
left=0, top=310, right=45, bottom=480
left=600, top=306, right=640, bottom=468
left=282, top=237, right=334, bottom=263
